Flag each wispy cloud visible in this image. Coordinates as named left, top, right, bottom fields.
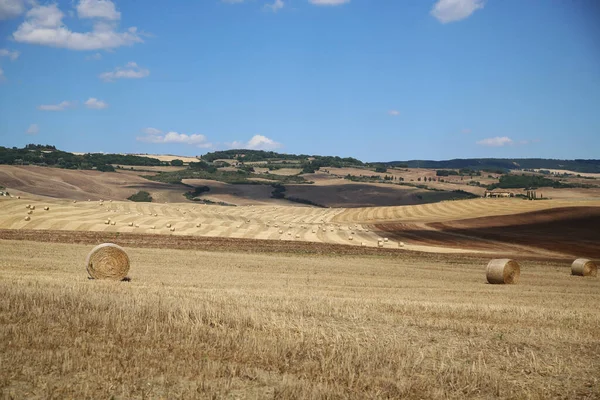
left=137, top=128, right=212, bottom=148
left=431, top=0, right=484, bottom=23
left=26, top=123, right=39, bottom=135
left=99, top=62, right=149, bottom=82
left=227, top=135, right=282, bottom=151
left=0, top=67, right=4, bottom=81
left=77, top=0, right=120, bottom=21
left=476, top=136, right=513, bottom=147
left=85, top=97, right=108, bottom=109
left=388, top=110, right=400, bottom=116
left=264, top=0, right=284, bottom=12
left=38, top=101, right=75, bottom=111
left=0, top=0, right=31, bottom=20
left=12, top=2, right=144, bottom=51
left=0, top=48, right=20, bottom=61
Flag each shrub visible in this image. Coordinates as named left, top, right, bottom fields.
left=127, top=191, right=152, bottom=202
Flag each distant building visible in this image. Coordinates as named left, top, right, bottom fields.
left=484, top=190, right=515, bottom=198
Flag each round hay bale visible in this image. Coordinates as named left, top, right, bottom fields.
left=348, top=236, right=353, bottom=241
left=398, top=242, right=405, bottom=248
left=170, top=227, right=175, bottom=232
left=24, top=216, right=30, bottom=221
left=30, top=205, right=35, bottom=210
left=128, top=222, right=134, bottom=227
left=150, top=226, right=156, bottom=229
left=27, top=210, right=33, bottom=215
left=279, top=230, right=284, bottom=234
left=378, top=242, right=384, bottom=248
left=85, top=243, right=130, bottom=281
left=44, top=206, right=49, bottom=211
left=135, top=224, right=139, bottom=228
left=486, top=259, right=520, bottom=284
left=361, top=242, right=366, bottom=247
left=154, top=213, right=158, bottom=217
left=73, top=200, right=77, bottom=203
left=26, top=204, right=31, bottom=209
left=17, top=196, right=20, bottom=199
left=111, top=221, right=116, bottom=226
left=166, top=223, right=172, bottom=228
left=104, top=220, right=110, bottom=224
left=295, top=234, right=300, bottom=238
left=571, top=258, right=597, bottom=277
left=383, top=238, right=389, bottom=242
left=196, top=223, right=201, bottom=228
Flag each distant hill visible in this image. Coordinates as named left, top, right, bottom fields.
left=385, top=159, right=600, bottom=174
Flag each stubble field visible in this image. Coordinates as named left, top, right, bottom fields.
left=1, top=240, right=599, bottom=399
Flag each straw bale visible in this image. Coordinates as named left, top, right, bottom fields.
left=486, top=259, right=520, bottom=284
left=571, top=258, right=597, bottom=277
left=85, top=243, right=130, bottom=281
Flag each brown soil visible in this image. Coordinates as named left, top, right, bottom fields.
left=375, top=207, right=600, bottom=259
left=0, top=165, right=188, bottom=202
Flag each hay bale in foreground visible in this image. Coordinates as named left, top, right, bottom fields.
left=486, top=259, right=520, bottom=284
left=571, top=258, right=597, bottom=277
left=85, top=243, right=130, bottom=280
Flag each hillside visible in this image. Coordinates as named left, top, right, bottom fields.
left=386, top=158, right=600, bottom=173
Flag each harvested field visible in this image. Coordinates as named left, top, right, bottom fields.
left=375, top=207, right=600, bottom=259
left=2, top=196, right=600, bottom=256
left=0, top=165, right=188, bottom=203
left=0, top=239, right=599, bottom=399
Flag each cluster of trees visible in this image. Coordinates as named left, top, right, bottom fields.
left=127, top=191, right=153, bottom=202
left=201, top=149, right=363, bottom=168
left=0, top=145, right=162, bottom=172
left=388, top=158, right=600, bottom=174
left=487, top=174, right=575, bottom=190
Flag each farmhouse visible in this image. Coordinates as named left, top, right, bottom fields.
left=484, top=190, right=515, bottom=198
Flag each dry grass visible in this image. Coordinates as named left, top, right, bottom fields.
left=1, top=239, right=599, bottom=399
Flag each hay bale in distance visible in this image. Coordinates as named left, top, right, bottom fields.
left=44, top=206, right=49, bottom=211
left=85, top=243, right=130, bottom=281
left=383, top=238, right=389, bottom=242
left=128, top=222, right=134, bottom=227
left=166, top=223, right=172, bottom=228
left=111, top=221, right=116, bottom=226
left=571, top=258, right=598, bottom=277
left=24, top=216, right=30, bottom=221
left=26, top=204, right=31, bottom=209
left=104, top=220, right=110, bottom=224
left=27, top=210, right=33, bottom=215
left=486, top=259, right=520, bottom=284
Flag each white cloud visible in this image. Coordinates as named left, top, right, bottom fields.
left=85, top=97, right=108, bottom=109
left=309, top=0, right=350, bottom=5
left=142, top=127, right=162, bottom=135
left=265, top=0, right=284, bottom=12
left=85, top=52, right=102, bottom=61
left=388, top=110, right=400, bottom=116
left=0, top=67, right=4, bottom=81
left=431, top=0, right=484, bottom=23
left=77, top=0, right=120, bottom=21
left=0, top=48, right=20, bottom=61
left=37, top=101, right=75, bottom=111
left=0, top=0, right=30, bottom=20
left=476, top=136, right=513, bottom=147
left=99, top=61, right=149, bottom=82
left=12, top=3, right=143, bottom=51
left=228, top=135, right=282, bottom=151
left=137, top=128, right=212, bottom=148
left=26, top=123, right=39, bottom=135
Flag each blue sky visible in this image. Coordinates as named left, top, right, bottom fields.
left=0, top=0, right=599, bottom=162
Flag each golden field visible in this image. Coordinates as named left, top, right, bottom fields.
left=1, top=240, right=599, bottom=399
